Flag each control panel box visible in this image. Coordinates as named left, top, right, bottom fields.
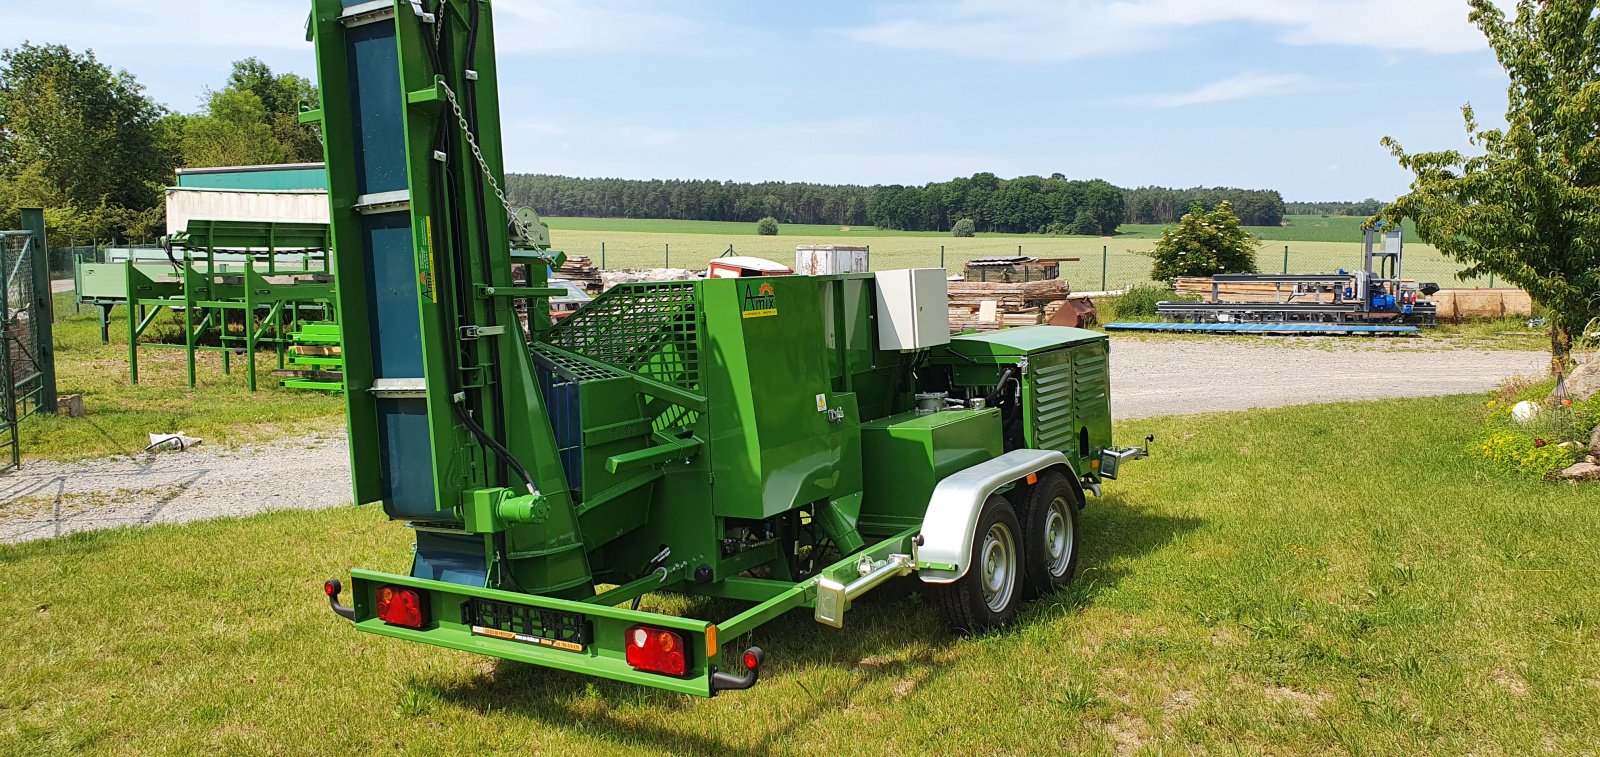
left=874, top=268, right=949, bottom=350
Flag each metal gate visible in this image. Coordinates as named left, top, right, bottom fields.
left=0, top=209, right=58, bottom=473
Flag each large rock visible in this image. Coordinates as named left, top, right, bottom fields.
left=1557, top=462, right=1600, bottom=482
left=1569, top=359, right=1600, bottom=401
left=1591, top=425, right=1600, bottom=457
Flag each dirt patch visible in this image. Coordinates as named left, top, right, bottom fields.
left=1106, top=714, right=1146, bottom=756
left=1264, top=685, right=1332, bottom=717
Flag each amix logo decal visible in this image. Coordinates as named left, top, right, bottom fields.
left=740, top=280, right=778, bottom=319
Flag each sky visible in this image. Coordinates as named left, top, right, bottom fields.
left=3, top=0, right=1515, bottom=201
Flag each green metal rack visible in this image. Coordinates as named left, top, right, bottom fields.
left=126, top=220, right=338, bottom=391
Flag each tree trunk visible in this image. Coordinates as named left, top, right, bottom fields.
left=1551, top=321, right=1573, bottom=376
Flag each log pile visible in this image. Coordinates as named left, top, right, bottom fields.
left=1427, top=288, right=1533, bottom=321
left=948, top=278, right=1073, bottom=331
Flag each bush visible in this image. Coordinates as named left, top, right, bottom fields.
left=756, top=217, right=779, bottom=236
left=1105, top=283, right=1196, bottom=320
left=1143, top=200, right=1260, bottom=283
left=951, top=218, right=976, bottom=237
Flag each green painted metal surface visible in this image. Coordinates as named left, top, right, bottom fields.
left=944, top=325, right=1106, bottom=357
left=174, top=163, right=328, bottom=191
left=859, top=409, right=1003, bottom=531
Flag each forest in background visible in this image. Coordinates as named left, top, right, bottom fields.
left=507, top=173, right=1287, bottom=235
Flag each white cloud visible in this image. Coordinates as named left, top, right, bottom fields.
left=842, top=0, right=1507, bottom=62
left=1134, top=72, right=1310, bottom=108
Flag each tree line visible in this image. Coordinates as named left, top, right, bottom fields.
left=1284, top=199, right=1385, bottom=216
left=1122, top=186, right=1286, bottom=226
left=505, top=175, right=874, bottom=227
left=0, top=44, right=320, bottom=243
left=510, top=174, right=1290, bottom=234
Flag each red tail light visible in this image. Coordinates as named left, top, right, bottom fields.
left=625, top=624, right=689, bottom=677
left=375, top=585, right=427, bottom=628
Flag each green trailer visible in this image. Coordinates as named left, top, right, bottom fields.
left=310, top=0, right=1148, bottom=696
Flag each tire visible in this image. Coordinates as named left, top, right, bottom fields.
left=1021, top=472, right=1081, bottom=597
left=932, top=495, right=1026, bottom=633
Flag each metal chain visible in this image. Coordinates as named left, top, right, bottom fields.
left=439, top=81, right=534, bottom=244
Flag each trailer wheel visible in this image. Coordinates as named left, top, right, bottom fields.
left=932, top=495, right=1025, bottom=633
left=1021, top=472, right=1081, bottom=596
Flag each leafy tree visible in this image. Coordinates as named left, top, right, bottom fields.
left=181, top=88, right=284, bottom=167
left=756, top=216, right=778, bottom=235
left=952, top=218, right=975, bottom=237
left=1377, top=0, right=1600, bottom=373
left=0, top=43, right=176, bottom=225
left=1144, top=201, right=1260, bottom=282
left=224, top=58, right=321, bottom=163
left=1068, top=209, right=1100, bottom=236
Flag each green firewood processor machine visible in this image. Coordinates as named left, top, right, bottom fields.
left=311, top=0, right=1150, bottom=696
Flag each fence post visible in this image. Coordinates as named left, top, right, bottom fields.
left=940, top=245, right=945, bottom=268
left=600, top=241, right=606, bottom=270
left=1101, top=246, right=1108, bottom=291
left=19, top=208, right=56, bottom=413
left=1488, top=272, right=1496, bottom=288
left=665, top=243, right=670, bottom=268
left=1283, top=245, right=1290, bottom=274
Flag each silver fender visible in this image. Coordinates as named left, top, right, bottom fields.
left=916, top=449, right=1070, bottom=584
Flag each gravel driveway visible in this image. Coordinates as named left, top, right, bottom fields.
left=0, top=338, right=1550, bottom=545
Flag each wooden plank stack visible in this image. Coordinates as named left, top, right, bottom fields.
left=1174, top=277, right=1346, bottom=304
left=555, top=255, right=604, bottom=294
left=948, top=278, right=1072, bottom=331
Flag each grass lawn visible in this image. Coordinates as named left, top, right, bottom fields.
left=23, top=293, right=344, bottom=461
left=2, top=394, right=1595, bottom=754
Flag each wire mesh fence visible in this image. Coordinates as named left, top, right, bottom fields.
left=551, top=235, right=1500, bottom=291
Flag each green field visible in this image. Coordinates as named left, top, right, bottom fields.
left=543, top=216, right=1488, bottom=290
left=3, top=394, right=1595, bottom=754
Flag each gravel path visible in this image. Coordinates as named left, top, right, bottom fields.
left=0, top=338, right=1549, bottom=545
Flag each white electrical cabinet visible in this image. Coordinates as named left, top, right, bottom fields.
left=874, top=268, right=950, bottom=350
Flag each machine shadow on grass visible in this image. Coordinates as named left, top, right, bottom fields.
left=429, top=494, right=1201, bottom=754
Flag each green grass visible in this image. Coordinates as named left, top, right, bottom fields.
left=3, top=394, right=1596, bottom=753
left=23, top=293, right=344, bottom=461
left=543, top=217, right=1490, bottom=289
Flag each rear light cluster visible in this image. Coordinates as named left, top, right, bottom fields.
left=625, top=624, right=689, bottom=677
left=375, top=585, right=428, bottom=629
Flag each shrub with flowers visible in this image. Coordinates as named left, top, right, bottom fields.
left=1474, top=378, right=1596, bottom=479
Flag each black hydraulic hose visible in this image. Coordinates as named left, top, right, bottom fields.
left=420, top=3, right=537, bottom=499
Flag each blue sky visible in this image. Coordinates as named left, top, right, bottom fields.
left=5, top=0, right=1512, bottom=201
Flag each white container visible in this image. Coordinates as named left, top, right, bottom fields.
left=165, top=188, right=330, bottom=235
left=874, top=268, right=950, bottom=350
left=795, top=245, right=870, bottom=276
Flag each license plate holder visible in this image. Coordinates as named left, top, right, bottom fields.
left=461, top=597, right=593, bottom=652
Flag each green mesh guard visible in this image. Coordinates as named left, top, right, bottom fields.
left=545, top=281, right=701, bottom=393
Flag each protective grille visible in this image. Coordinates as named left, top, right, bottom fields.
left=545, top=282, right=701, bottom=393
left=1031, top=358, right=1076, bottom=451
